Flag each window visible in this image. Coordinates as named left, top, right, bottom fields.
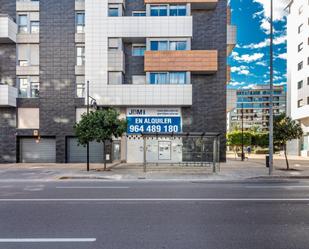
left=308, top=77, right=309, bottom=85
left=298, top=61, right=303, bottom=71
left=150, top=41, right=168, bottom=50
left=298, top=99, right=304, bottom=108
left=30, top=82, right=40, bottom=98
left=108, top=72, right=123, bottom=84
left=169, top=72, right=186, bottom=84
left=17, top=44, right=39, bottom=66
left=76, top=76, right=85, bottom=98
left=132, top=11, right=146, bottom=16
left=132, top=45, right=146, bottom=56
left=298, top=42, right=303, bottom=52
left=132, top=75, right=146, bottom=84
left=150, top=5, right=168, bottom=16
left=299, top=5, right=303, bottom=14
left=75, top=12, right=85, bottom=33
left=18, top=15, right=28, bottom=33
left=30, top=21, right=39, bottom=33
left=170, top=5, right=186, bottom=16
left=150, top=72, right=187, bottom=84
left=150, top=72, right=168, bottom=84
left=169, top=41, right=186, bottom=50
left=76, top=46, right=85, bottom=66
left=18, top=78, right=29, bottom=98
left=298, top=24, right=303, bottom=33
left=18, top=60, right=28, bottom=66
left=308, top=97, right=309, bottom=105
left=108, top=6, right=119, bottom=16
left=298, top=80, right=303, bottom=89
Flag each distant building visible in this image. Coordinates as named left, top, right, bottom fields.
left=226, top=89, right=236, bottom=132
left=286, top=0, right=309, bottom=157
left=230, top=85, right=286, bottom=132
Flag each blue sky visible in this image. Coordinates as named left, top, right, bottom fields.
left=228, top=0, right=289, bottom=89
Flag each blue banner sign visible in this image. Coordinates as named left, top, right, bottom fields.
left=127, top=116, right=181, bottom=134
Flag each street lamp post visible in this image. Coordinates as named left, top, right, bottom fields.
left=269, top=0, right=274, bottom=175
left=86, top=80, right=97, bottom=172
left=241, top=103, right=245, bottom=161
left=86, top=80, right=90, bottom=172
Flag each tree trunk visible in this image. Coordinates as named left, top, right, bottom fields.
left=103, top=141, right=107, bottom=171
left=284, top=144, right=289, bottom=170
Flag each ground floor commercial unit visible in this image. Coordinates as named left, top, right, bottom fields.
left=1, top=106, right=223, bottom=164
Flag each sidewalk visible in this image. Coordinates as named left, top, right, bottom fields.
left=0, top=155, right=308, bottom=181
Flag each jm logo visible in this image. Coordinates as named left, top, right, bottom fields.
left=128, top=109, right=146, bottom=115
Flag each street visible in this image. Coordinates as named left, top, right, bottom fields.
left=0, top=180, right=308, bottom=249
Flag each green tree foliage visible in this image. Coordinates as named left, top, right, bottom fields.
left=252, top=132, right=269, bottom=148
left=74, top=108, right=127, bottom=170
left=227, top=131, right=252, bottom=155
left=273, top=113, right=303, bottom=170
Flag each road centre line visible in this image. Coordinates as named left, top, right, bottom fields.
left=56, top=186, right=129, bottom=189
left=0, top=198, right=309, bottom=202
left=0, top=238, right=96, bottom=243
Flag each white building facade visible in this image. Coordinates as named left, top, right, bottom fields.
left=287, top=0, right=309, bottom=157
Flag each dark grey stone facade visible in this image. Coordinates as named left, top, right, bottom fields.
left=184, top=1, right=227, bottom=161
left=0, top=0, right=16, bottom=163
left=38, top=0, right=82, bottom=162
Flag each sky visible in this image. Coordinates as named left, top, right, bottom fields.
left=228, top=0, right=290, bottom=90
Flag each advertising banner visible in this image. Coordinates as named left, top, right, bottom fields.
left=127, top=108, right=182, bottom=134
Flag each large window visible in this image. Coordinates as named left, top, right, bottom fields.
left=18, top=77, right=39, bottom=98
left=132, top=45, right=146, bottom=56
left=150, top=72, right=186, bottom=84
left=30, top=21, right=40, bottom=34
left=76, top=76, right=85, bottom=98
left=76, top=12, right=85, bottom=33
left=76, top=46, right=85, bottom=66
left=108, top=5, right=120, bottom=17
left=170, top=5, right=186, bottom=16
left=150, top=40, right=187, bottom=51
left=18, top=15, right=28, bottom=33
left=150, top=4, right=186, bottom=16
left=298, top=80, right=303, bottom=89
left=150, top=5, right=168, bottom=16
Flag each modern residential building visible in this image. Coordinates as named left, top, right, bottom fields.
left=229, top=85, right=286, bottom=132
left=0, top=0, right=235, bottom=164
left=286, top=0, right=309, bottom=157
left=226, top=88, right=236, bottom=132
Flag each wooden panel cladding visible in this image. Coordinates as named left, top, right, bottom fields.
left=227, top=6, right=231, bottom=24
left=144, top=50, right=218, bottom=73
left=144, top=0, right=218, bottom=9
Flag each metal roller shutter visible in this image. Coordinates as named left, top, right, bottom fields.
left=67, top=138, right=104, bottom=163
left=20, top=138, right=56, bottom=163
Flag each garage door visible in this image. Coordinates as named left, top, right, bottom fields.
left=67, top=138, right=104, bottom=163
left=20, top=138, right=56, bottom=163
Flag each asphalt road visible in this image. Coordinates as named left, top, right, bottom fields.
left=0, top=179, right=309, bottom=249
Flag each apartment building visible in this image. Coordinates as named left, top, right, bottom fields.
left=0, top=0, right=235, bottom=163
left=287, top=0, right=309, bottom=157
left=229, top=86, right=286, bottom=132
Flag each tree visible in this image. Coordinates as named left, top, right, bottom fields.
left=273, top=113, right=303, bottom=170
left=252, top=132, right=269, bottom=148
left=74, top=108, right=127, bottom=171
left=227, top=131, right=252, bottom=156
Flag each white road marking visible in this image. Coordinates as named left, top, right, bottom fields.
left=245, top=186, right=309, bottom=189
left=0, top=198, right=308, bottom=202
left=0, top=238, right=96, bottom=243
left=56, top=186, right=129, bottom=189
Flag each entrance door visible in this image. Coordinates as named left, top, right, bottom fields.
left=112, top=141, right=121, bottom=161
left=158, top=141, right=171, bottom=160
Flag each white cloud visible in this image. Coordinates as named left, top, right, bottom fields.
left=276, top=53, right=287, bottom=60
left=241, top=83, right=257, bottom=89
left=256, top=61, right=267, bottom=66
left=231, top=65, right=251, bottom=75
left=233, top=53, right=264, bottom=63
left=253, top=0, right=290, bottom=21
left=242, top=34, right=286, bottom=49
left=229, top=81, right=245, bottom=87
left=274, top=82, right=286, bottom=86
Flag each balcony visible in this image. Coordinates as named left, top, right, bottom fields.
left=89, top=84, right=192, bottom=106
left=0, top=84, right=18, bottom=107
left=0, top=15, right=17, bottom=43
left=144, top=0, right=217, bottom=9
left=144, top=50, right=217, bottom=73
